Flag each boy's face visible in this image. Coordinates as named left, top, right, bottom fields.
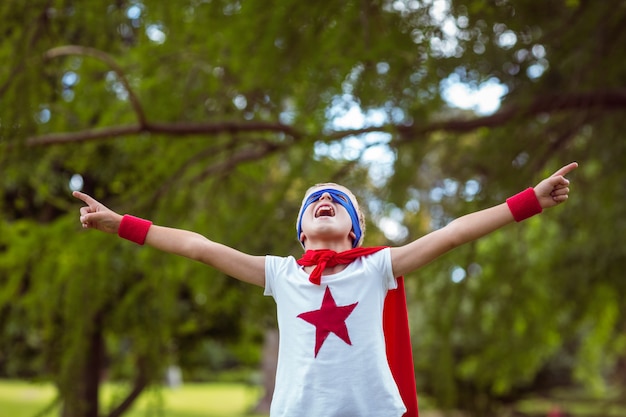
left=297, top=184, right=361, bottom=249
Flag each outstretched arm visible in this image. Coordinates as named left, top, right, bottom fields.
left=390, top=162, right=578, bottom=277
left=72, top=191, right=266, bottom=287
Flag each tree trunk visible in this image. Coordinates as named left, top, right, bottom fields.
left=253, top=328, right=279, bottom=414
left=61, top=313, right=104, bottom=417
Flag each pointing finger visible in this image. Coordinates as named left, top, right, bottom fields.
left=551, top=162, right=578, bottom=178
left=72, top=190, right=98, bottom=206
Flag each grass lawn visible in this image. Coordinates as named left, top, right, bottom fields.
left=515, top=390, right=626, bottom=417
left=0, top=379, right=266, bottom=417
left=4, top=379, right=625, bottom=417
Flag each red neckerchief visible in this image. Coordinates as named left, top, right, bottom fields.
left=297, top=247, right=419, bottom=417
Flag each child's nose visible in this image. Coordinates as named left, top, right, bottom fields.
left=319, top=192, right=332, bottom=201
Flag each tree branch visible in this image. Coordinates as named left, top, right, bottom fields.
left=396, top=90, right=626, bottom=139
left=25, top=124, right=143, bottom=146
left=105, top=361, right=148, bottom=417
left=321, top=90, right=626, bottom=144
left=43, top=45, right=147, bottom=127
left=193, top=139, right=289, bottom=183
left=24, top=120, right=301, bottom=146
left=145, top=137, right=292, bottom=206
left=20, top=89, right=626, bottom=149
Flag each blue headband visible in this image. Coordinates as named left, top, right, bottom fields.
left=296, top=188, right=362, bottom=248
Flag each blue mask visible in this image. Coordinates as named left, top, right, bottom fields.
left=296, top=188, right=362, bottom=248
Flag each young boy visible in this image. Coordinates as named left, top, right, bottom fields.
left=73, top=162, right=577, bottom=417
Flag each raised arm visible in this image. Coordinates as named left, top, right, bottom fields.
left=72, top=191, right=266, bottom=287
left=390, top=162, right=578, bottom=277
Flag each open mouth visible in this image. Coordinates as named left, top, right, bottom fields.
left=315, top=204, right=335, bottom=218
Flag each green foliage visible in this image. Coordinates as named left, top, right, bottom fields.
left=1, top=0, right=626, bottom=416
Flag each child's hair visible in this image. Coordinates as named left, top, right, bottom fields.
left=297, top=183, right=366, bottom=247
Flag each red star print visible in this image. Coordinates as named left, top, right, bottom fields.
left=297, top=286, right=359, bottom=357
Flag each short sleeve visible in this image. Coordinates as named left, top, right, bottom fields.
left=264, top=255, right=278, bottom=296
left=378, top=247, right=398, bottom=291
left=264, top=255, right=294, bottom=297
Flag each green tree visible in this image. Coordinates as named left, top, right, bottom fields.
left=1, top=0, right=626, bottom=416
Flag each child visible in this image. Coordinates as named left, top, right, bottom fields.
left=73, top=162, right=578, bottom=417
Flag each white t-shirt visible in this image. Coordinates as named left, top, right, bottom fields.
left=264, top=248, right=407, bottom=417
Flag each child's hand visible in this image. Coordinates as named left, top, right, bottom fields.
left=72, top=191, right=123, bottom=234
left=534, top=162, right=578, bottom=209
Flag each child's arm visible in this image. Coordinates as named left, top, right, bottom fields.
left=72, top=191, right=266, bottom=287
left=390, top=162, right=578, bottom=277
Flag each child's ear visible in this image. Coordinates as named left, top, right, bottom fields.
left=300, top=232, right=306, bottom=245
left=349, top=231, right=356, bottom=242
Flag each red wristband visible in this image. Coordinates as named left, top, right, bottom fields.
left=118, top=214, right=153, bottom=245
left=506, top=187, right=543, bottom=222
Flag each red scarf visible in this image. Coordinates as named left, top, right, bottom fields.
left=297, top=247, right=419, bottom=417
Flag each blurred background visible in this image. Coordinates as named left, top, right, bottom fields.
left=1, top=0, right=625, bottom=416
